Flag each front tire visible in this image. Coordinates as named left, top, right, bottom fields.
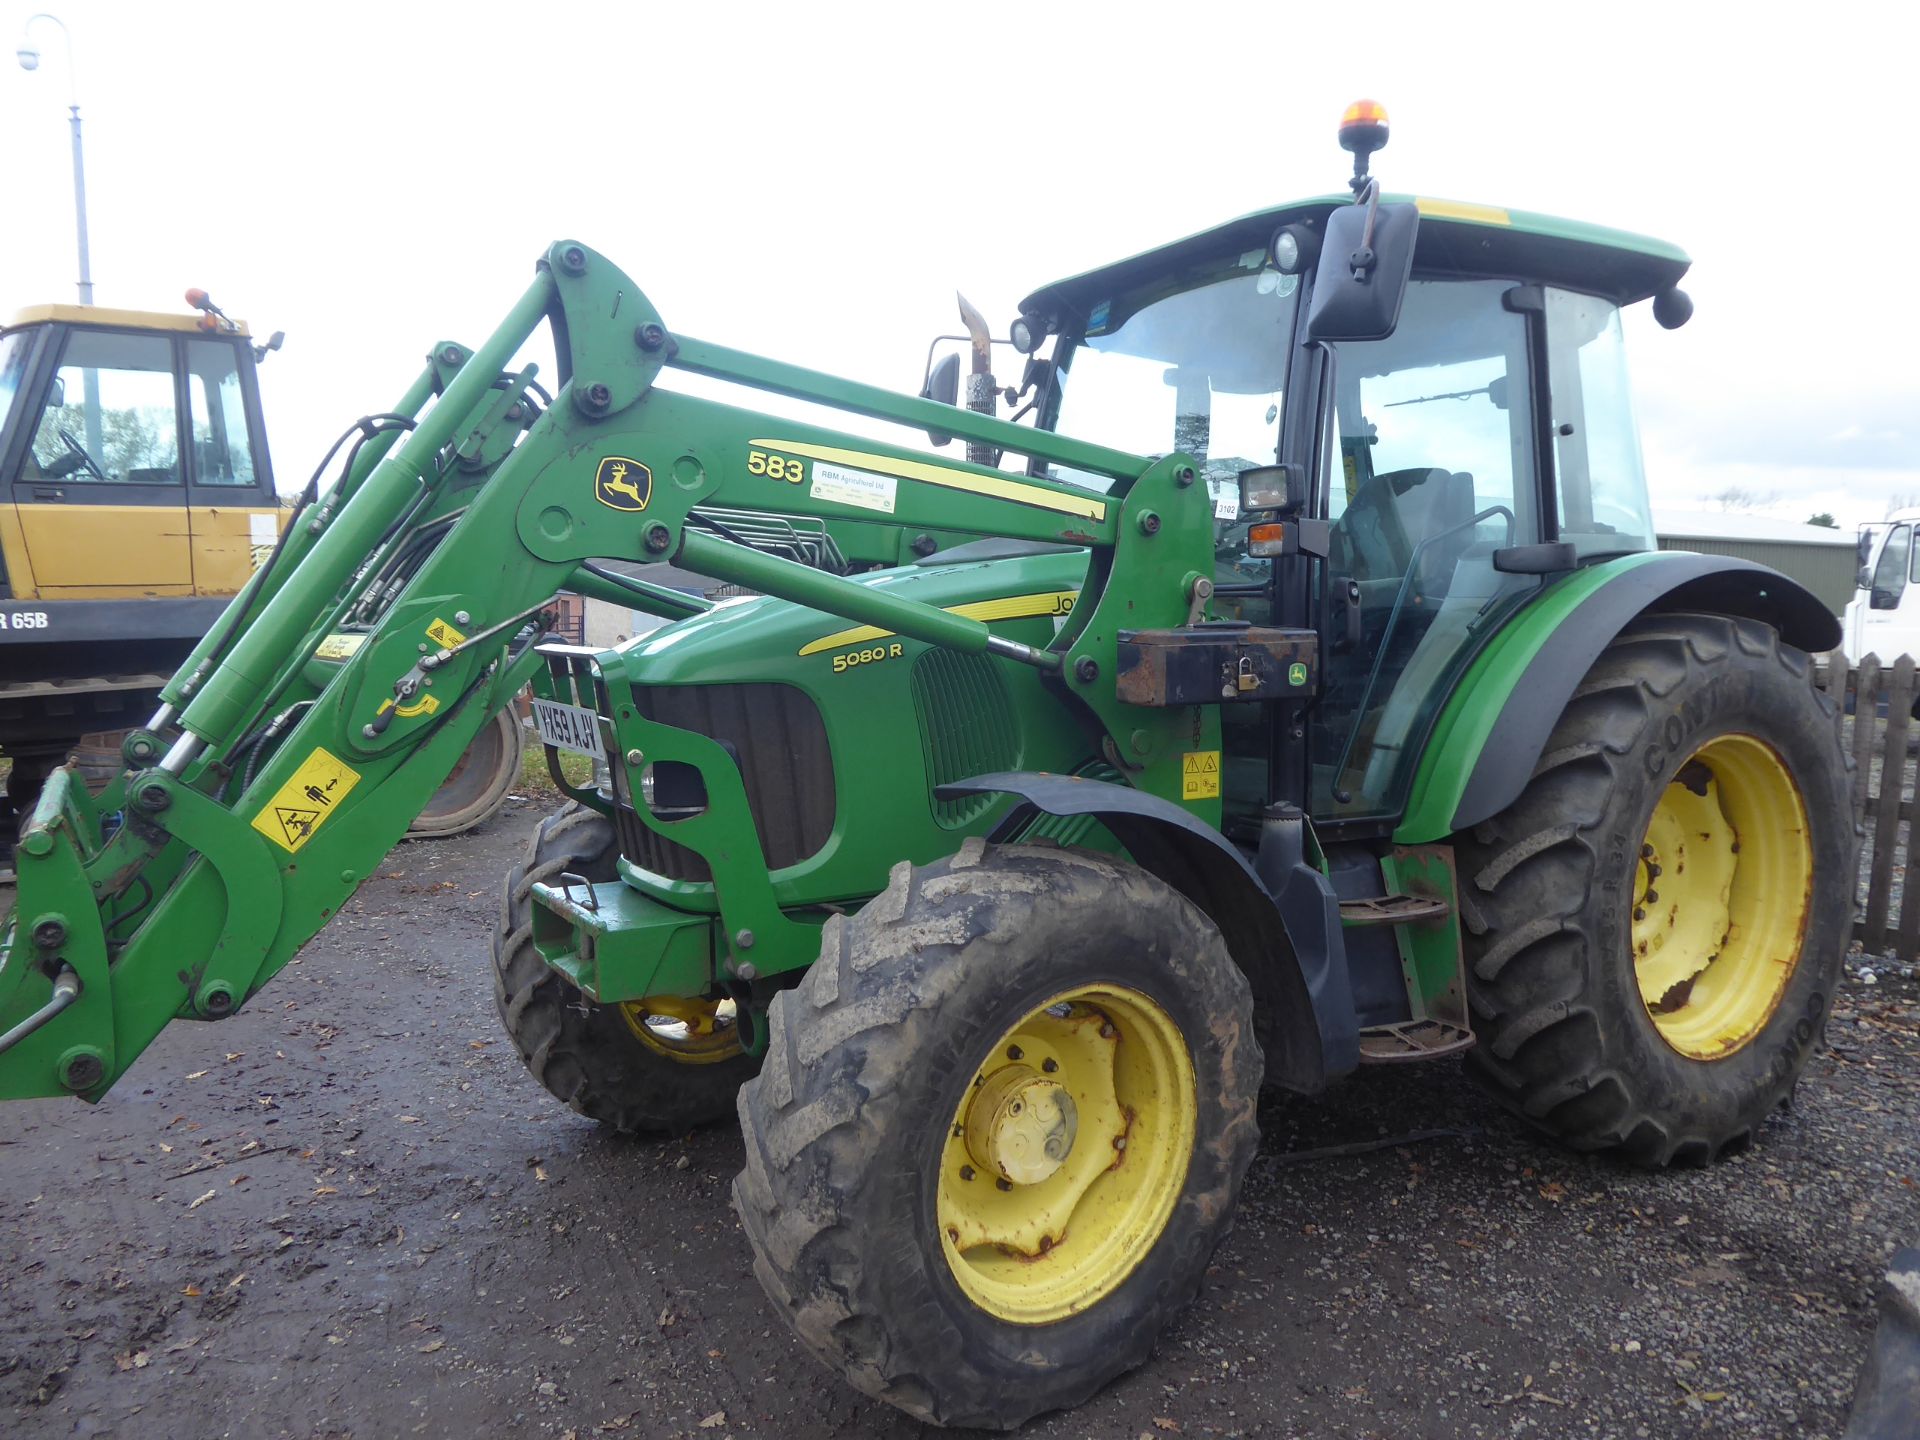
left=733, top=842, right=1260, bottom=1430
left=492, top=803, right=759, bottom=1133
left=1456, top=614, right=1856, bottom=1165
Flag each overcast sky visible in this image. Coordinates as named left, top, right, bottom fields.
left=3, top=0, right=1914, bottom=528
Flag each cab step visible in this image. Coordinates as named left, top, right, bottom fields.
left=1338, top=893, right=1449, bottom=926
left=1357, top=1018, right=1475, bottom=1063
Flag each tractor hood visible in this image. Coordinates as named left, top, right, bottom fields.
left=605, top=543, right=1093, bottom=687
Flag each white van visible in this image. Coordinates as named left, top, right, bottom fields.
left=1844, top=508, right=1920, bottom=664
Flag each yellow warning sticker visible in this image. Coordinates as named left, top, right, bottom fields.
left=314, top=632, right=367, bottom=661
left=250, top=747, right=362, bottom=853
left=425, top=617, right=467, bottom=650
left=377, top=693, right=441, bottom=719
left=1181, top=750, right=1221, bottom=800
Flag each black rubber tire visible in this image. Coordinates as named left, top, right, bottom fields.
left=1455, top=614, right=1857, bottom=1166
left=733, top=841, right=1261, bottom=1430
left=409, top=708, right=522, bottom=839
left=491, top=802, right=759, bottom=1133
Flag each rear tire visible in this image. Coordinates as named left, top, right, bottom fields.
left=410, top=707, right=522, bottom=838
left=1455, top=614, right=1856, bottom=1166
left=733, top=843, right=1260, bottom=1429
left=492, top=802, right=759, bottom=1133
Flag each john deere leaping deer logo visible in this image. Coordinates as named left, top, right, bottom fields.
left=593, top=456, right=652, bottom=512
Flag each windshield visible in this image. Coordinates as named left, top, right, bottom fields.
left=1049, top=256, right=1299, bottom=518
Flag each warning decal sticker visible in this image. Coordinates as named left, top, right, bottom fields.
left=1181, top=750, right=1221, bottom=801
left=250, top=747, right=363, bottom=854
left=425, top=617, right=467, bottom=650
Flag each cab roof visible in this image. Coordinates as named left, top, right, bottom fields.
left=2, top=303, right=251, bottom=338
left=1021, top=194, right=1691, bottom=323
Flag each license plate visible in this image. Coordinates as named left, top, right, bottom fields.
left=530, top=697, right=606, bottom=760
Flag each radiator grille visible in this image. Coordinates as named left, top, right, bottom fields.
left=611, top=682, right=835, bottom=882
left=910, top=649, right=1020, bottom=828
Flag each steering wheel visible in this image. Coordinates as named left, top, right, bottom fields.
left=58, top=427, right=108, bottom=481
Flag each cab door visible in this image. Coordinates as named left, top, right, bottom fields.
left=1853, top=522, right=1920, bottom=663
left=183, top=334, right=280, bottom=595
left=10, top=326, right=194, bottom=596
left=1310, top=277, right=1542, bottom=822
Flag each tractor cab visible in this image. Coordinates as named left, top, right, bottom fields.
left=1023, top=106, right=1692, bottom=835
left=0, top=298, right=279, bottom=601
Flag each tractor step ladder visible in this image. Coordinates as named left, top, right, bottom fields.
left=1338, top=894, right=1449, bottom=926
left=1343, top=850, right=1478, bottom=1066
left=1357, top=1017, right=1475, bottom=1061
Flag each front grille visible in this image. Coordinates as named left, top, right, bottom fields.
left=611, top=682, right=835, bottom=883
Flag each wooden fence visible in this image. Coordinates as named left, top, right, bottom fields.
left=1820, top=650, right=1920, bottom=960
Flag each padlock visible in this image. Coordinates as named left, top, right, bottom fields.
left=1236, top=656, right=1260, bottom=693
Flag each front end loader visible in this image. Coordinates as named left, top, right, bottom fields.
left=0, top=105, right=1856, bottom=1429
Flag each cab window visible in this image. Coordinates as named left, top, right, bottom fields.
left=1546, top=289, right=1655, bottom=559
left=29, top=330, right=180, bottom=484
left=1871, top=525, right=1911, bottom=610
left=186, top=338, right=257, bottom=486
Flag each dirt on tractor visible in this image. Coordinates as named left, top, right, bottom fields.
left=1, top=798, right=1913, bottom=1440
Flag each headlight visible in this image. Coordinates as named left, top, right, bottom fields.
left=640, top=760, right=708, bottom=819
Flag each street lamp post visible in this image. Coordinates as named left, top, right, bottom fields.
left=16, top=12, right=93, bottom=306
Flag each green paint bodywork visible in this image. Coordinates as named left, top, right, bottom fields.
left=1394, top=552, right=1667, bottom=844
left=530, top=878, right=717, bottom=1004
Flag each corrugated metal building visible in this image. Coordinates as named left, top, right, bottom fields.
left=1654, top=509, right=1856, bottom=615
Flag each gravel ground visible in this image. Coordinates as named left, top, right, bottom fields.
left=1, top=796, right=1915, bottom=1439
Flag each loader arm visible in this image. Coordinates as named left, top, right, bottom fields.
left=0, top=240, right=1220, bottom=1101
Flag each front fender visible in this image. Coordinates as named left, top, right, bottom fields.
left=939, top=771, right=1356, bottom=1093
left=1397, top=550, right=1840, bottom=843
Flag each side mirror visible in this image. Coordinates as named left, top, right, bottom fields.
left=920, top=351, right=960, bottom=448
left=1859, top=565, right=1874, bottom=590
left=45, top=375, right=65, bottom=410
left=1306, top=200, right=1420, bottom=342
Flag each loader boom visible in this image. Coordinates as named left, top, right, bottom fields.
left=0, top=240, right=1218, bottom=1100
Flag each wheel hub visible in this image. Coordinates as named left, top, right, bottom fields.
left=964, top=1065, right=1079, bottom=1185
left=936, top=987, right=1195, bottom=1326
left=1630, top=733, right=1812, bottom=1059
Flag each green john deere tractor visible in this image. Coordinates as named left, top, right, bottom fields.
left=0, top=103, right=1855, bottom=1428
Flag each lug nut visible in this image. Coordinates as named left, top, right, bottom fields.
left=1041, top=1057, right=1058, bottom=1073
left=959, top=1165, right=975, bottom=1182
left=1007, top=1045, right=1023, bottom=1061
left=996, top=1178, right=1013, bottom=1192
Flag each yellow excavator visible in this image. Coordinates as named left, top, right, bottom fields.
left=0, top=295, right=522, bottom=864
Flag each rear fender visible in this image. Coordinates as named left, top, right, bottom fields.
left=1398, top=551, right=1840, bottom=843
left=938, top=771, right=1354, bottom=1093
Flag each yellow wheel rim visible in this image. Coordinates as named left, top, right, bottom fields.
left=936, top=985, right=1195, bottom=1325
left=619, top=994, right=742, bottom=1065
left=1632, top=733, right=1812, bottom=1060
